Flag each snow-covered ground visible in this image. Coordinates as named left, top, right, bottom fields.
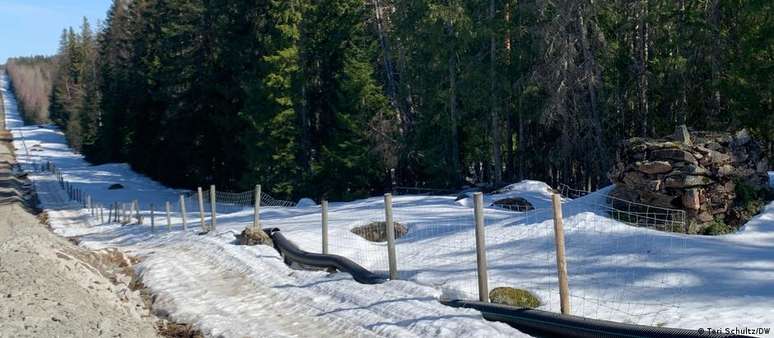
left=5, top=73, right=774, bottom=336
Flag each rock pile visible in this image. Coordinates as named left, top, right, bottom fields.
left=235, top=227, right=272, bottom=246
left=609, top=126, right=770, bottom=233
left=351, top=222, right=408, bottom=242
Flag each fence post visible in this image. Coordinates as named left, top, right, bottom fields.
left=210, top=185, right=217, bottom=232
left=197, top=187, right=206, bottom=230
left=322, top=200, right=329, bottom=255
left=166, top=201, right=172, bottom=230
left=99, top=204, right=104, bottom=224
left=134, top=200, right=141, bottom=224
left=180, top=195, right=187, bottom=230
left=150, top=203, right=155, bottom=232
left=87, top=195, right=92, bottom=215
left=384, top=193, right=398, bottom=280
left=473, top=192, right=490, bottom=302
left=551, top=193, right=571, bottom=315
left=253, top=185, right=261, bottom=230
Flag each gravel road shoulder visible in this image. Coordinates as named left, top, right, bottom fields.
left=0, top=130, right=161, bottom=338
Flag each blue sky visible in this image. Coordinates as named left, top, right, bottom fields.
left=0, top=0, right=112, bottom=63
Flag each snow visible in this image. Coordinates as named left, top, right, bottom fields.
left=5, top=73, right=774, bottom=336
left=296, top=197, right=317, bottom=208
left=454, top=180, right=553, bottom=209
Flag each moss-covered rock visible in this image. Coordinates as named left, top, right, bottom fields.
left=701, top=219, right=734, bottom=235
left=488, top=287, right=541, bottom=308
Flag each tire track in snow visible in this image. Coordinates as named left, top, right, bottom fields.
left=139, top=243, right=382, bottom=338
left=158, top=235, right=522, bottom=338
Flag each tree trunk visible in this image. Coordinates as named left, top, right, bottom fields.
left=576, top=1, right=605, bottom=186
left=490, top=0, right=502, bottom=184
left=708, top=0, right=722, bottom=122
left=449, top=53, right=461, bottom=185
left=517, top=97, right=525, bottom=181
left=637, top=0, right=649, bottom=137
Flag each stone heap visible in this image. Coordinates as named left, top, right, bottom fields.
left=609, top=126, right=770, bottom=233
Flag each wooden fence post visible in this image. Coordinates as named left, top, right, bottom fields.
left=253, top=185, right=261, bottom=230
left=120, top=203, right=126, bottom=224
left=210, top=185, right=217, bottom=232
left=166, top=201, right=172, bottom=230
left=197, top=187, right=206, bottom=230
left=322, top=200, right=329, bottom=254
left=384, top=193, right=398, bottom=280
left=473, top=192, right=489, bottom=302
left=150, top=203, right=155, bottom=232
left=180, top=195, right=187, bottom=230
left=86, top=195, right=92, bottom=215
left=552, top=193, right=571, bottom=315
left=134, top=200, right=141, bottom=224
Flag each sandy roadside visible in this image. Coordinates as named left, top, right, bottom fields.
left=0, top=129, right=161, bottom=337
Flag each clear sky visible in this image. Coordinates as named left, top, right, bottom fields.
left=0, top=0, right=112, bottom=63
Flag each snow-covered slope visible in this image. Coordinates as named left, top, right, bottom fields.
left=5, top=73, right=774, bottom=336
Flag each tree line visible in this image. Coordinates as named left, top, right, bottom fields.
left=5, top=0, right=772, bottom=201
left=4, top=56, right=56, bottom=123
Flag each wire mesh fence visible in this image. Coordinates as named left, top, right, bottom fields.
left=557, top=183, right=687, bottom=232
left=29, top=159, right=690, bottom=326
left=272, top=192, right=689, bottom=326
left=557, top=183, right=591, bottom=199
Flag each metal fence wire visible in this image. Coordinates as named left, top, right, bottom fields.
left=29, top=159, right=691, bottom=327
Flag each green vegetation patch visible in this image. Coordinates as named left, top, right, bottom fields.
left=488, top=287, right=541, bottom=309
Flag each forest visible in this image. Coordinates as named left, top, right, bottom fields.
left=3, top=0, right=772, bottom=201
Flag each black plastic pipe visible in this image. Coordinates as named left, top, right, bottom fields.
left=266, top=228, right=386, bottom=284
left=442, top=300, right=754, bottom=338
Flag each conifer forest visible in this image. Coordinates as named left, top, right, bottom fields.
left=4, top=0, right=772, bottom=200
